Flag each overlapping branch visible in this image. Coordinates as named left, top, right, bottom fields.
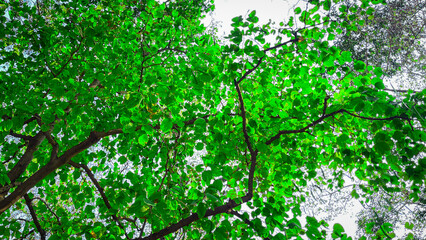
left=69, top=161, right=131, bottom=239
left=236, top=39, right=295, bottom=85
left=0, top=130, right=121, bottom=214
left=32, top=197, right=61, bottom=225
left=24, top=194, right=46, bottom=240
left=229, top=210, right=270, bottom=240
left=265, top=108, right=411, bottom=145
left=137, top=199, right=241, bottom=240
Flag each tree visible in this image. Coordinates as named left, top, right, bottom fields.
left=0, top=0, right=425, bottom=239
left=329, top=0, right=426, bottom=87
left=300, top=166, right=426, bottom=239
left=297, top=1, right=426, bottom=238
left=355, top=187, right=426, bottom=239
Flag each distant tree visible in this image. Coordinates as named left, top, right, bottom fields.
left=329, top=0, right=426, bottom=88
left=356, top=187, right=426, bottom=239
left=0, top=0, right=425, bottom=239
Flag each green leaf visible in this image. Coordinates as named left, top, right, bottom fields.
left=374, top=81, right=385, bottom=89
left=295, top=7, right=301, bottom=14
left=231, top=16, right=243, bottom=23
left=161, top=118, right=173, bottom=133
left=197, top=202, right=207, bottom=219
left=195, top=142, right=204, bottom=150
left=354, top=60, right=366, bottom=71
left=172, top=10, right=178, bottom=17
left=249, top=10, right=256, bottom=18
left=143, top=198, right=155, bottom=206
left=202, top=171, right=212, bottom=184
left=138, top=134, right=149, bottom=146
left=405, top=222, right=414, bottom=230
left=350, top=189, right=360, bottom=199
left=333, top=223, right=345, bottom=235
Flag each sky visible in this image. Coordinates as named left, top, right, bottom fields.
left=207, top=0, right=299, bottom=37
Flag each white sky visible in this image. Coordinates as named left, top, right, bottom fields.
left=209, top=0, right=299, bottom=37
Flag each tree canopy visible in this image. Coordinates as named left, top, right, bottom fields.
left=0, top=0, right=425, bottom=239
left=330, top=0, right=426, bottom=88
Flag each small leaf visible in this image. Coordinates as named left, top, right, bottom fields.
left=172, top=10, right=178, bottom=17
left=138, top=134, right=149, bottom=146
left=143, top=198, right=155, bottom=206
left=350, top=189, right=360, bottom=199
left=231, top=16, right=243, bottom=23
left=249, top=10, right=256, bottom=18
left=197, top=202, right=207, bottom=219
left=354, top=60, right=366, bottom=71
left=161, top=118, right=173, bottom=133
left=405, top=222, right=414, bottom=230
left=295, top=7, right=301, bottom=14
left=206, top=193, right=220, bottom=202
left=195, top=142, right=204, bottom=151
left=333, top=223, right=345, bottom=235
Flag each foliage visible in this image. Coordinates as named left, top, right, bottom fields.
left=300, top=168, right=426, bottom=239
left=0, top=0, right=425, bottom=239
left=329, top=0, right=426, bottom=85
left=355, top=187, right=426, bottom=239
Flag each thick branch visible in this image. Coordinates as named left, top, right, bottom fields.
left=137, top=197, right=248, bottom=240
left=7, top=131, right=46, bottom=183
left=0, top=130, right=121, bottom=214
left=234, top=80, right=258, bottom=199
left=24, top=194, right=46, bottom=240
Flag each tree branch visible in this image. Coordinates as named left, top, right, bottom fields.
left=53, top=37, right=83, bottom=78
left=44, top=132, right=59, bottom=161
left=69, top=161, right=130, bottom=239
left=7, top=131, right=46, bottom=183
left=234, top=80, right=255, bottom=156
left=2, top=143, right=26, bottom=165
left=322, top=96, right=330, bottom=117
left=229, top=210, right=270, bottom=240
left=265, top=109, right=410, bottom=145
left=0, top=129, right=122, bottom=214
left=383, top=88, right=420, bottom=93
left=24, top=194, right=46, bottom=240
left=9, top=131, right=32, bottom=141
left=236, top=39, right=294, bottom=85
left=137, top=198, right=245, bottom=240
left=32, top=197, right=61, bottom=225
left=234, top=80, right=258, bottom=199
